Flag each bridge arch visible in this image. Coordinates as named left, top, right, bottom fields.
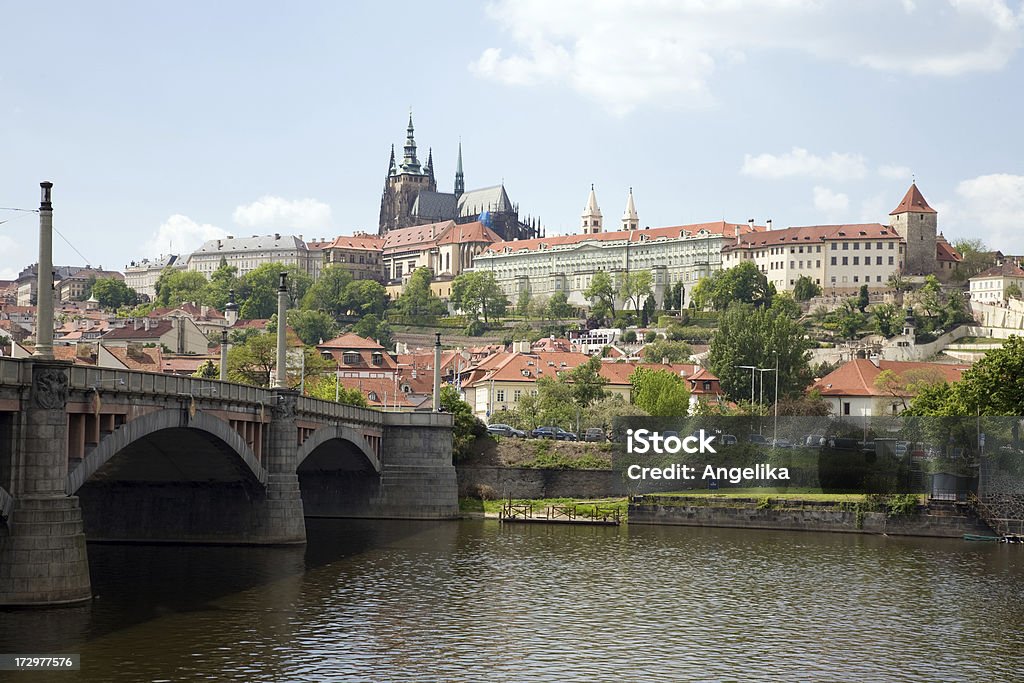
left=67, top=409, right=267, bottom=494
left=296, top=425, right=381, bottom=474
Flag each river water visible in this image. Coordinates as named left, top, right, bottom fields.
left=2, top=519, right=1023, bottom=682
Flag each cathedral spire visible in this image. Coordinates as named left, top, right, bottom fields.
left=454, top=140, right=465, bottom=199
left=621, top=187, right=639, bottom=230
left=581, top=184, right=603, bottom=234
left=401, top=112, right=421, bottom=174
left=388, top=144, right=396, bottom=176
left=425, top=147, right=434, bottom=182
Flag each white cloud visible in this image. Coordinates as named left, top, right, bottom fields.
left=142, top=214, right=227, bottom=258
left=947, top=173, right=1024, bottom=251
left=878, top=164, right=912, bottom=181
left=472, top=0, right=1024, bottom=114
left=742, top=148, right=868, bottom=181
left=813, top=186, right=850, bottom=213
left=232, top=196, right=332, bottom=231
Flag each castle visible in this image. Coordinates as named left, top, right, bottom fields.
left=377, top=114, right=540, bottom=242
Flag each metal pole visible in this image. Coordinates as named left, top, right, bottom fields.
left=274, top=272, right=288, bottom=388
left=773, top=354, right=779, bottom=443
left=433, top=332, right=442, bottom=411
left=34, top=182, right=55, bottom=360
left=220, top=329, right=228, bottom=381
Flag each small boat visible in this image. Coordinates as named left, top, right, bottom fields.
left=963, top=534, right=1001, bottom=542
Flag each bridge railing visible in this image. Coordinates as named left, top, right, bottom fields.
left=0, top=357, right=32, bottom=386
left=68, top=366, right=272, bottom=406
left=295, top=395, right=384, bottom=427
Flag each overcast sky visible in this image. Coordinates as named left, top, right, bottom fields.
left=2, top=1, right=1023, bottom=279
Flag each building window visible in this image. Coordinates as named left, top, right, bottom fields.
left=853, top=243, right=860, bottom=250
left=842, top=257, right=848, bottom=265
left=843, top=402, right=851, bottom=415
left=513, top=390, right=522, bottom=401
left=854, top=275, right=859, bottom=283
left=831, top=257, right=837, bottom=266
left=865, top=242, right=871, bottom=250
left=496, top=389, right=505, bottom=402
left=853, top=256, right=859, bottom=265
left=831, top=244, right=837, bottom=251
left=790, top=261, right=795, bottom=269
left=876, top=256, right=882, bottom=265
left=889, top=243, right=894, bottom=249
left=876, top=275, right=882, bottom=282
left=877, top=242, right=883, bottom=249
left=888, top=256, right=894, bottom=265
left=816, top=260, right=821, bottom=268
left=842, top=243, right=849, bottom=250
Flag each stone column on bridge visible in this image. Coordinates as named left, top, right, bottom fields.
left=258, top=389, right=306, bottom=544
left=0, top=360, right=92, bottom=606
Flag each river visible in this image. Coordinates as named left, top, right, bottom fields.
left=2, top=519, right=1022, bottom=682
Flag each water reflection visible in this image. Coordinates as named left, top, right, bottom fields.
left=1, top=520, right=1022, bottom=682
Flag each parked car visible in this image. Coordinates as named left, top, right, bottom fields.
left=584, top=428, right=607, bottom=442
left=487, top=423, right=526, bottom=438
left=718, top=434, right=738, bottom=446
left=747, top=433, right=768, bottom=445
left=770, top=438, right=793, bottom=449
left=531, top=426, right=578, bottom=441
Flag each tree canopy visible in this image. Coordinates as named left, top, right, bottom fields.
left=91, top=278, right=138, bottom=309
left=629, top=367, right=690, bottom=416
left=451, top=271, right=508, bottom=323
left=692, top=261, right=774, bottom=311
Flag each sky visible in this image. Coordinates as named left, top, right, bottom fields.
left=1, top=0, right=1023, bottom=280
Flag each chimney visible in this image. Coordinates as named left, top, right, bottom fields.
left=143, top=318, right=150, bottom=331
left=767, top=219, right=773, bottom=231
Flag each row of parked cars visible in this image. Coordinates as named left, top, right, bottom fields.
left=486, top=424, right=609, bottom=442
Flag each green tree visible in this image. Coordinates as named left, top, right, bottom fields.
left=873, top=302, right=902, bottom=338
left=584, top=271, right=616, bottom=316
left=629, top=367, right=690, bottom=416
left=227, top=333, right=278, bottom=386
left=583, top=395, right=648, bottom=432
left=1006, top=283, right=1022, bottom=300
left=770, top=292, right=801, bottom=319
left=824, top=299, right=867, bottom=340
left=90, top=278, right=138, bottom=309
left=302, top=265, right=354, bottom=317
left=691, top=261, right=773, bottom=311
left=205, top=261, right=240, bottom=310
left=708, top=301, right=813, bottom=402
left=952, top=238, right=995, bottom=282
left=154, top=269, right=208, bottom=307
left=534, top=376, right=577, bottom=428
left=565, top=356, right=608, bottom=408
left=665, top=281, right=685, bottom=311
left=343, top=279, right=389, bottom=317
left=546, top=290, right=574, bottom=320
left=451, top=271, right=508, bottom=323
left=793, top=275, right=821, bottom=302
left=516, top=288, right=531, bottom=318
left=857, top=284, right=870, bottom=313
left=237, top=263, right=312, bottom=319
left=287, top=309, right=339, bottom=346
left=352, top=314, right=393, bottom=349
left=393, top=267, right=447, bottom=323
left=641, top=339, right=693, bottom=363
left=304, top=375, right=369, bottom=406
left=619, top=270, right=653, bottom=314
left=192, top=359, right=219, bottom=379
left=441, top=385, right=487, bottom=461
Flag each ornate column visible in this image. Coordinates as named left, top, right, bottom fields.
left=257, top=390, right=306, bottom=544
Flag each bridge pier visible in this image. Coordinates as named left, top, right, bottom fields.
left=0, top=361, right=91, bottom=606
left=257, top=391, right=306, bottom=544
left=374, top=413, right=459, bottom=519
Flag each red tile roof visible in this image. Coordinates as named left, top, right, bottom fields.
left=484, top=221, right=765, bottom=255
left=321, top=234, right=385, bottom=251
left=102, top=321, right=174, bottom=340
left=104, top=345, right=163, bottom=371
left=434, top=221, right=502, bottom=246
left=318, top=333, right=385, bottom=350
left=382, top=220, right=455, bottom=251
left=724, top=223, right=898, bottom=252
left=812, top=359, right=968, bottom=397
left=890, top=183, right=936, bottom=215
left=936, top=235, right=961, bottom=263
left=337, top=376, right=429, bottom=408
left=972, top=262, right=1024, bottom=279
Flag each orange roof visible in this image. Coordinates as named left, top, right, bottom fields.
left=724, top=223, right=898, bottom=252
left=598, top=362, right=707, bottom=386
left=484, top=221, right=765, bottom=255
left=936, top=235, right=961, bottom=263
left=812, top=359, right=968, bottom=397
left=972, top=262, right=1024, bottom=279
left=434, top=221, right=502, bottom=246
left=322, top=234, right=385, bottom=251
left=382, top=220, right=455, bottom=251
left=890, top=183, right=936, bottom=215
left=318, top=332, right=384, bottom=350
left=336, top=375, right=429, bottom=408
left=104, top=345, right=163, bottom=371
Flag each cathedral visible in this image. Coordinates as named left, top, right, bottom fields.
left=377, top=114, right=541, bottom=241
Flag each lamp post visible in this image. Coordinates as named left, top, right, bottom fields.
left=433, top=332, right=442, bottom=412
left=736, top=365, right=756, bottom=407
left=756, top=367, right=777, bottom=434
left=274, top=272, right=288, bottom=389
left=34, top=182, right=55, bottom=360
left=220, top=329, right=228, bottom=381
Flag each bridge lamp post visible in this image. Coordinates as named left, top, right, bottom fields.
left=274, top=272, right=288, bottom=389
left=34, top=181, right=55, bottom=360
left=433, top=332, right=442, bottom=412
left=735, top=365, right=756, bottom=407
left=220, top=329, right=229, bottom=381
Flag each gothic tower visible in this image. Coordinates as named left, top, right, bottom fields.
left=621, top=187, right=639, bottom=230
left=889, top=182, right=937, bottom=275
left=581, top=184, right=603, bottom=234
left=378, top=113, right=437, bottom=234
left=454, top=141, right=465, bottom=200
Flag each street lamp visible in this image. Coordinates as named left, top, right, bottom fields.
left=756, top=367, right=777, bottom=434
left=736, top=365, right=756, bottom=407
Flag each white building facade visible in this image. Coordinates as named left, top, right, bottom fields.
left=186, top=234, right=317, bottom=279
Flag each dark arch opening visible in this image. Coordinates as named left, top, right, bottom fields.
left=297, top=438, right=381, bottom=518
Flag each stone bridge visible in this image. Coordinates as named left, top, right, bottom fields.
left=0, top=357, right=457, bottom=606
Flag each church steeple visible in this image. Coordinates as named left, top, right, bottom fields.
left=387, top=144, right=396, bottom=176
left=581, top=184, right=603, bottom=234
left=400, top=112, right=422, bottom=174
left=425, top=147, right=434, bottom=182
left=621, top=187, right=639, bottom=230
left=454, top=141, right=465, bottom=199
